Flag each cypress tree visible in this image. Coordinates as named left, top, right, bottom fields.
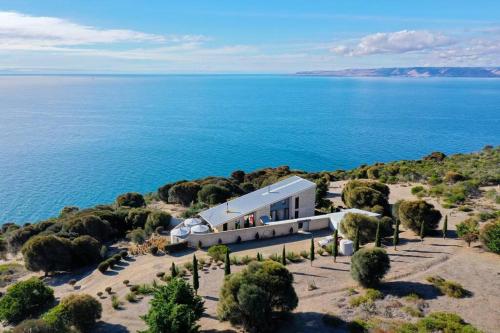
left=375, top=220, right=381, bottom=247
left=192, top=254, right=199, bottom=294
left=443, top=215, right=448, bottom=239
left=354, top=226, right=360, bottom=253
left=310, top=237, right=315, bottom=266
left=281, top=245, right=286, bottom=266
left=393, top=219, right=400, bottom=250
left=420, top=220, right=425, bottom=242
left=332, top=229, right=338, bottom=263
left=171, top=262, right=177, bottom=278
left=256, top=252, right=261, bottom=261
left=224, top=250, right=231, bottom=275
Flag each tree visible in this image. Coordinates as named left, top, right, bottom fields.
left=22, top=235, right=73, bottom=275
left=480, top=220, right=500, bottom=254
left=218, top=261, right=298, bottom=333
left=125, top=208, right=151, bottom=229
left=350, top=247, right=390, bottom=287
left=168, top=182, right=201, bottom=206
left=126, top=228, right=146, bottom=244
left=354, top=226, right=360, bottom=252
left=116, top=192, right=145, bottom=208
left=44, top=294, right=102, bottom=332
left=141, top=278, right=204, bottom=333
left=224, top=250, right=231, bottom=275
left=375, top=220, right=381, bottom=247
left=443, top=215, right=448, bottom=239
left=256, top=252, right=262, bottom=261
left=192, top=255, right=199, bottom=294
left=332, top=229, right=338, bottom=263
left=0, top=278, right=54, bottom=324
left=145, top=211, right=171, bottom=235
left=339, top=213, right=391, bottom=245
left=281, top=245, right=286, bottom=266
left=71, top=235, right=102, bottom=267
left=197, top=184, right=232, bottom=205
left=171, top=262, right=177, bottom=278
left=63, top=215, right=112, bottom=242
left=310, top=237, right=315, bottom=265
left=398, top=200, right=442, bottom=234
left=341, top=180, right=390, bottom=215
left=456, top=218, right=480, bottom=247
left=393, top=219, right=400, bottom=250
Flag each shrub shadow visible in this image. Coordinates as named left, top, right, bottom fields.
left=94, top=322, right=129, bottom=333
left=380, top=281, right=440, bottom=300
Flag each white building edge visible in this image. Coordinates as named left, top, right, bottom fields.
left=170, top=175, right=380, bottom=247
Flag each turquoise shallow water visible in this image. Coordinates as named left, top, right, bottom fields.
left=0, top=75, right=499, bottom=224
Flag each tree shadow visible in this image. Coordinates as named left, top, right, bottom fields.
left=402, top=249, right=449, bottom=254
left=202, top=330, right=238, bottom=333
left=45, top=265, right=95, bottom=287
left=203, top=295, right=219, bottom=301
left=115, top=261, right=130, bottom=267
left=380, top=281, right=441, bottom=300
left=389, top=253, right=433, bottom=259
left=276, top=311, right=346, bottom=332
left=317, top=266, right=349, bottom=272
left=429, top=243, right=462, bottom=247
left=94, top=322, right=129, bottom=333
left=293, top=272, right=326, bottom=278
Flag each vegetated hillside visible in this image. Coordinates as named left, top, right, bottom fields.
left=296, top=67, right=500, bottom=78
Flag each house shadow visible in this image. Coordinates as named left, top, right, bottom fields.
left=94, top=322, right=129, bottom=333
left=380, top=281, right=441, bottom=300
left=168, top=248, right=196, bottom=258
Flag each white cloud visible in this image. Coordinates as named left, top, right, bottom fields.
left=0, top=11, right=208, bottom=50
left=332, top=30, right=455, bottom=56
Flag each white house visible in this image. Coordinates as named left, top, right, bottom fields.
left=198, top=175, right=316, bottom=232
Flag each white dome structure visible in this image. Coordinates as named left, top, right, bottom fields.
left=184, top=218, right=202, bottom=228
left=190, top=224, right=210, bottom=234
left=170, top=226, right=190, bottom=238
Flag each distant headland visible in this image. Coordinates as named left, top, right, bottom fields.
left=296, top=67, right=500, bottom=78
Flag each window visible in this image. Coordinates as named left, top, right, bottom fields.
left=294, top=210, right=299, bottom=218
left=223, top=223, right=227, bottom=231
left=295, top=197, right=299, bottom=208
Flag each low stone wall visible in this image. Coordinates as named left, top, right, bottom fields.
left=186, top=220, right=300, bottom=248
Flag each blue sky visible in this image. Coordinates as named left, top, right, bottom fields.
left=0, top=0, right=499, bottom=73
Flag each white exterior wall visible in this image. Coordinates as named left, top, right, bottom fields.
left=187, top=221, right=299, bottom=247
left=292, top=186, right=316, bottom=218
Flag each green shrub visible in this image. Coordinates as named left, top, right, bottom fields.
left=0, top=277, right=54, bottom=324
left=168, top=182, right=201, bottom=206
left=286, top=251, right=302, bottom=263
left=197, top=184, right=232, bottom=205
left=116, top=192, right=145, bottom=208
left=411, top=186, right=425, bottom=195
left=218, top=261, right=298, bottom=333
left=126, top=228, right=146, bottom=244
left=207, top=244, right=229, bottom=262
left=339, top=213, right=388, bottom=244
left=141, top=278, right=204, bottom=333
left=126, top=292, right=138, bottom=303
left=111, top=295, right=122, bottom=310
left=398, top=200, right=442, bottom=234
left=349, top=288, right=383, bottom=307
left=44, top=294, right=102, bottom=332
left=426, top=276, right=467, bottom=298
left=351, top=248, right=390, bottom=287
left=342, top=180, right=390, bottom=215
left=21, top=235, right=73, bottom=275
left=125, top=208, right=151, bottom=229
left=11, top=319, right=55, bottom=333
left=456, top=218, right=480, bottom=246
left=402, top=306, right=424, bottom=317
left=300, top=250, right=309, bottom=259
left=417, top=312, right=482, bottom=333
left=144, top=211, right=171, bottom=235
left=480, top=220, right=500, bottom=254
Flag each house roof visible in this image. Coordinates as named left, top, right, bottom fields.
left=328, top=208, right=381, bottom=230
left=198, top=175, right=316, bottom=227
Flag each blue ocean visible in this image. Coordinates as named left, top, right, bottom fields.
left=1, top=75, right=499, bottom=224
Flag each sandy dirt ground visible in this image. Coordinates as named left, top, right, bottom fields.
left=7, top=181, right=499, bottom=333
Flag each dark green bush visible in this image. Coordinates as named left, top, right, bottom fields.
left=21, top=235, right=73, bottom=275
left=197, top=184, right=232, bottom=205
left=125, top=208, right=151, bottom=230
left=480, top=220, right=500, bottom=254
left=168, top=182, right=201, bottom=206
left=71, top=235, right=101, bottom=267
left=126, top=228, right=146, bottom=244
left=116, top=192, right=146, bottom=208
left=44, top=294, right=102, bottom=332
left=417, top=312, right=482, bottom=333
left=62, top=215, right=112, bottom=242
left=339, top=213, right=388, bottom=244
left=144, top=211, right=171, bottom=235
left=11, top=319, right=55, bottom=333
left=218, top=261, right=298, bottom=333
left=98, top=261, right=109, bottom=273
left=0, top=277, right=54, bottom=324
left=350, top=247, right=390, bottom=287
left=398, top=200, right=442, bottom=234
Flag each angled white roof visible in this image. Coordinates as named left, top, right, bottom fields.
left=199, top=175, right=316, bottom=227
